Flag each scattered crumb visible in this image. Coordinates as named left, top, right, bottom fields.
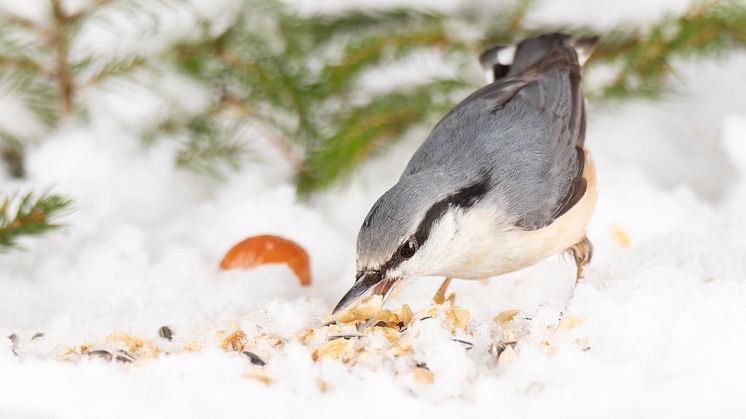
left=575, top=337, right=591, bottom=351
left=609, top=225, right=631, bottom=247
left=446, top=305, right=470, bottom=330
left=494, top=309, right=520, bottom=324
left=318, top=380, right=330, bottom=392
left=411, top=367, right=435, bottom=384
left=558, top=316, right=584, bottom=331
left=243, top=369, right=273, bottom=385
left=220, top=330, right=247, bottom=351
left=314, top=338, right=352, bottom=362
left=106, top=333, right=160, bottom=358
left=334, top=295, right=383, bottom=323
left=182, top=341, right=202, bottom=352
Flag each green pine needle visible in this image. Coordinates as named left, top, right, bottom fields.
left=174, top=118, right=250, bottom=179
left=589, top=0, right=746, bottom=100
left=0, top=191, right=73, bottom=251
left=296, top=79, right=465, bottom=194
left=3, top=0, right=746, bottom=195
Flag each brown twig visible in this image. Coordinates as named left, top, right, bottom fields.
left=67, top=0, right=115, bottom=23
left=49, top=0, right=74, bottom=116
left=221, top=95, right=304, bottom=171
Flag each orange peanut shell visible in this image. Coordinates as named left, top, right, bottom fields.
left=220, top=235, right=311, bottom=286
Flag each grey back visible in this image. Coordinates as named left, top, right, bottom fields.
left=402, top=34, right=586, bottom=230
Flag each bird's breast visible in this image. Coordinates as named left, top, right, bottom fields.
left=433, top=151, right=597, bottom=279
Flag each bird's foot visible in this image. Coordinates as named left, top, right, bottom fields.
left=567, top=237, right=593, bottom=283
left=432, top=277, right=453, bottom=305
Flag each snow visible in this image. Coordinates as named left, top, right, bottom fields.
left=2, top=0, right=746, bottom=418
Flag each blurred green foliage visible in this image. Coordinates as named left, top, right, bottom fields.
left=167, top=1, right=470, bottom=192
left=0, top=191, right=72, bottom=251
left=2, top=0, right=746, bottom=200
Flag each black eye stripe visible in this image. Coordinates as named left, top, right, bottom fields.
left=378, top=173, right=491, bottom=275
left=413, top=173, right=491, bottom=246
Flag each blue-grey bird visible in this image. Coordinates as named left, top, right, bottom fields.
left=333, top=33, right=599, bottom=314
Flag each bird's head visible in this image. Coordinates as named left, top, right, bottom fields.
left=332, top=171, right=491, bottom=314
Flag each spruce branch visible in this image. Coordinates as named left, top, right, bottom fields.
left=4, top=0, right=746, bottom=196
left=169, top=1, right=463, bottom=193
left=0, top=130, right=26, bottom=178
left=587, top=0, right=746, bottom=99
left=48, top=0, right=75, bottom=116
left=78, top=55, right=147, bottom=87
left=0, top=0, right=162, bottom=146
left=173, top=117, right=250, bottom=179
left=0, top=191, right=72, bottom=251
left=296, top=79, right=465, bottom=194
left=316, top=28, right=452, bottom=97
left=300, top=8, right=445, bottom=43
left=478, top=0, right=537, bottom=43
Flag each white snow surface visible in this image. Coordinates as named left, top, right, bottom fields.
left=2, top=0, right=746, bottom=418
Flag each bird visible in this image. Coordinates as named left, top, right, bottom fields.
left=333, top=33, right=599, bottom=315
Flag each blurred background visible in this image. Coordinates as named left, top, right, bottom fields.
left=2, top=0, right=746, bottom=253
left=2, top=1, right=746, bottom=416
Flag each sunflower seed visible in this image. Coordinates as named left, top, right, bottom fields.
left=489, top=341, right=506, bottom=360
left=451, top=339, right=473, bottom=350
left=114, top=350, right=136, bottom=363
left=158, top=326, right=173, bottom=341
left=242, top=351, right=266, bottom=366
left=8, top=334, right=19, bottom=357
left=489, top=340, right=518, bottom=361
left=327, top=333, right=363, bottom=341
left=88, top=350, right=113, bottom=362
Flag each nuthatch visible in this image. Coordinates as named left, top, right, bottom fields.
left=333, top=33, right=599, bottom=314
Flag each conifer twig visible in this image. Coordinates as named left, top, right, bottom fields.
left=220, top=95, right=304, bottom=170
left=0, top=191, right=72, bottom=251
left=49, top=0, right=74, bottom=116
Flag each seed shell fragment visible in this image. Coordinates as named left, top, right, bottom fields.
left=158, top=326, right=174, bottom=341
left=242, top=351, right=267, bottom=366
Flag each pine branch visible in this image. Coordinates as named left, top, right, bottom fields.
left=0, top=130, right=26, bottom=178
left=5, top=0, right=746, bottom=196
left=0, top=191, right=72, bottom=251
left=296, top=79, right=465, bottom=194
left=589, top=0, right=746, bottom=99
left=316, top=28, right=452, bottom=97
left=48, top=0, right=75, bottom=115
left=479, top=0, right=537, bottom=44
left=169, top=2, right=462, bottom=192
left=300, top=8, right=445, bottom=43
left=174, top=117, right=250, bottom=178
left=0, top=69, right=59, bottom=128
left=78, top=55, right=147, bottom=87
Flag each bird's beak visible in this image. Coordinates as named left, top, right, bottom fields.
left=332, top=271, right=399, bottom=315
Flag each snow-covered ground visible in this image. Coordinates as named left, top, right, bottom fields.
left=2, top=1, right=746, bottom=418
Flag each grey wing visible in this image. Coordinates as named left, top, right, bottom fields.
left=403, top=42, right=588, bottom=230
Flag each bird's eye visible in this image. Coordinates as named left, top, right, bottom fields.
left=399, top=238, right=417, bottom=259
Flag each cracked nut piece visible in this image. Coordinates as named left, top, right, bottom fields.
left=493, top=309, right=520, bottom=324
left=411, top=367, right=435, bottom=384
left=334, top=295, right=382, bottom=323
left=314, top=338, right=352, bottom=362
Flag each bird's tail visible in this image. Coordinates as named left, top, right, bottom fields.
left=478, top=33, right=599, bottom=84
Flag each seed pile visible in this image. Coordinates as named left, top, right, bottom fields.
left=5, top=295, right=591, bottom=389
